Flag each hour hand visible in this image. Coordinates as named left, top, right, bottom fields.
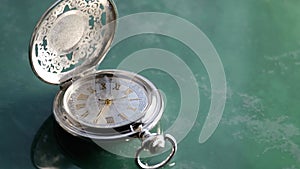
left=111, top=95, right=128, bottom=101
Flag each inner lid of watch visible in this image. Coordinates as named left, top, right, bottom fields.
left=29, top=0, right=117, bottom=85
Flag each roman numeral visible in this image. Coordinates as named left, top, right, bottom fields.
left=127, top=106, right=137, bottom=111
left=118, top=113, right=128, bottom=120
left=80, top=111, right=89, bottom=118
left=105, top=117, right=115, bottom=124
left=76, top=104, right=86, bottom=110
left=87, top=87, right=95, bottom=94
left=129, top=98, right=141, bottom=101
left=77, top=94, right=88, bottom=100
left=124, top=88, right=133, bottom=95
left=113, top=83, right=120, bottom=90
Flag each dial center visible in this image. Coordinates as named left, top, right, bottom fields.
left=104, top=99, right=113, bottom=105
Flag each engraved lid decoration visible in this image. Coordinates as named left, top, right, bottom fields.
left=29, top=0, right=117, bottom=84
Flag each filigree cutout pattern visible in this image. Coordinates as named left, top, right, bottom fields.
left=34, top=0, right=107, bottom=74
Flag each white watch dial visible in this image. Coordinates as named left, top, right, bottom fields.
left=64, top=74, right=149, bottom=128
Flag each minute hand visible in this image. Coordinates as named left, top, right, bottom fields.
left=94, top=104, right=110, bottom=123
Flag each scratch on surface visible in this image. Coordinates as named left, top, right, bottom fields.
left=263, top=49, right=300, bottom=75
left=222, top=91, right=300, bottom=165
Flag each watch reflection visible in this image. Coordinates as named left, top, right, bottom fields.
left=31, top=115, right=135, bottom=169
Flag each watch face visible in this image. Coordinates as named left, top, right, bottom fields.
left=63, top=72, right=150, bottom=129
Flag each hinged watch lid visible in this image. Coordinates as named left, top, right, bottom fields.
left=29, top=0, right=117, bottom=85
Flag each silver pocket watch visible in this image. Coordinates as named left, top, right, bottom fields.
left=29, top=0, right=177, bottom=168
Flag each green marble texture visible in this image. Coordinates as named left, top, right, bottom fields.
left=1, top=0, right=300, bottom=169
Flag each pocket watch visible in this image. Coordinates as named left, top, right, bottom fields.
left=29, top=0, right=177, bottom=168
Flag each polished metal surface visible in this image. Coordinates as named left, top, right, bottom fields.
left=3, top=0, right=300, bottom=168
left=135, top=133, right=177, bottom=169
left=48, top=10, right=88, bottom=55
left=53, top=69, right=164, bottom=140
left=135, top=127, right=177, bottom=169
left=29, top=0, right=177, bottom=168
left=29, top=0, right=117, bottom=84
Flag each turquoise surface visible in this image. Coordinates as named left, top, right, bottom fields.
left=1, top=0, right=300, bottom=168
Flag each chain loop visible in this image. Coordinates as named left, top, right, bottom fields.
left=135, top=131, right=177, bottom=169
